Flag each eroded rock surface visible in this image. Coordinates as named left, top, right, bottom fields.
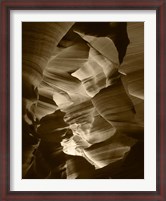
left=22, top=22, right=144, bottom=179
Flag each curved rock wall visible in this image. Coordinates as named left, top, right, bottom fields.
left=22, top=22, right=144, bottom=179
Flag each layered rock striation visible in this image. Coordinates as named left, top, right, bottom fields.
left=22, top=22, right=144, bottom=179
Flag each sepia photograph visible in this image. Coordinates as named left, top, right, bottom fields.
left=22, top=22, right=144, bottom=179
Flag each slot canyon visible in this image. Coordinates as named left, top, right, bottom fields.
left=22, top=22, right=144, bottom=179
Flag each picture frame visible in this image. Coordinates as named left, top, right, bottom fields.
left=0, top=0, right=165, bottom=200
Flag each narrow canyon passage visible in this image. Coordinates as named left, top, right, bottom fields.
left=22, top=22, right=144, bottom=179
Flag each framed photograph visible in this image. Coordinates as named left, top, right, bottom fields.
left=0, top=0, right=165, bottom=200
